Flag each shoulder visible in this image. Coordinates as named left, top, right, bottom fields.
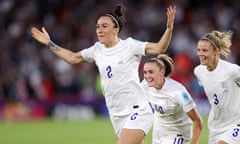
left=80, top=41, right=104, bottom=58
left=122, top=37, right=147, bottom=55
left=219, top=59, right=240, bottom=75
left=166, top=78, right=193, bottom=102
left=124, top=37, right=146, bottom=44
left=82, top=41, right=103, bottom=50
left=93, top=41, right=104, bottom=48
left=86, top=42, right=107, bottom=53
left=194, top=64, right=204, bottom=72
left=125, top=37, right=136, bottom=42
left=220, top=59, right=239, bottom=69
left=166, top=78, right=186, bottom=92
left=215, top=60, right=240, bottom=75
left=193, top=64, right=205, bottom=76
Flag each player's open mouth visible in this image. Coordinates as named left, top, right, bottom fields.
left=199, top=56, right=207, bottom=62
left=146, top=79, right=153, bottom=83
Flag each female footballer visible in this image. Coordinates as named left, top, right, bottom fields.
left=31, top=3, right=176, bottom=144
left=142, top=54, right=203, bottom=144
left=194, top=30, right=240, bottom=144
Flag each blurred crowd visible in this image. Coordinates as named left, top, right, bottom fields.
left=0, top=0, right=240, bottom=120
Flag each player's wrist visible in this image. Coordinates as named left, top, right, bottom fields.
left=47, top=40, right=54, bottom=47
left=47, top=40, right=60, bottom=51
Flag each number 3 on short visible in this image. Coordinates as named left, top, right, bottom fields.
left=213, top=93, right=219, bottom=105
left=232, top=128, right=240, bottom=137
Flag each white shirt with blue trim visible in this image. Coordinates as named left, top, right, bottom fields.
left=81, top=37, right=149, bottom=116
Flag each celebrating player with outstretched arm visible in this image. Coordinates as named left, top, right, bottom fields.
left=31, top=4, right=176, bottom=144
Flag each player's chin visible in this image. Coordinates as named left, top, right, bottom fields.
left=199, top=60, right=207, bottom=65
left=147, top=82, right=155, bottom=88
left=98, top=37, right=105, bottom=43
left=98, top=40, right=104, bottom=44
left=201, top=62, right=208, bottom=66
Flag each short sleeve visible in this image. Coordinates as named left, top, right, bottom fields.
left=80, top=45, right=95, bottom=62
left=127, top=37, right=147, bottom=56
left=176, top=89, right=195, bottom=113
left=182, top=91, right=195, bottom=112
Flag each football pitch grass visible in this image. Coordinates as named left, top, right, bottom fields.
left=0, top=116, right=208, bottom=144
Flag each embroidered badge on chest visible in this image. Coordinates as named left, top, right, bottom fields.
left=222, top=81, right=229, bottom=93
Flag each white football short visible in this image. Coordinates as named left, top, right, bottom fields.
left=109, top=105, right=153, bottom=137
left=152, top=130, right=191, bottom=144
left=209, top=124, right=240, bottom=144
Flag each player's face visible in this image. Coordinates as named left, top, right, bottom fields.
left=143, top=62, right=165, bottom=89
left=197, top=40, right=219, bottom=67
left=96, top=16, right=119, bottom=47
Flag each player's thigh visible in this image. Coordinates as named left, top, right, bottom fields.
left=109, top=109, right=153, bottom=137
left=117, top=128, right=144, bottom=144
left=123, top=108, right=153, bottom=135
left=117, top=109, right=153, bottom=144
left=218, top=140, right=228, bottom=144
left=109, top=114, right=127, bottom=137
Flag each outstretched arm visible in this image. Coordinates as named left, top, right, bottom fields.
left=31, top=27, right=85, bottom=64
left=145, top=5, right=176, bottom=55
left=187, top=108, right=203, bottom=144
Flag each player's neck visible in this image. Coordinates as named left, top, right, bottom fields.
left=207, top=58, right=219, bottom=71
left=105, top=37, right=119, bottom=48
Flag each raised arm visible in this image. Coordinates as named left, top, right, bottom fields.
left=31, top=27, right=85, bottom=64
left=145, top=5, right=176, bottom=55
left=187, top=108, right=203, bottom=144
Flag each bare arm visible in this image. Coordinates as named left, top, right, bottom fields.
left=145, top=5, right=176, bottom=55
left=187, top=108, right=203, bottom=144
left=31, top=27, right=85, bottom=64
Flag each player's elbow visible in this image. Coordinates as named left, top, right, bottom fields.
left=145, top=43, right=165, bottom=55
left=196, top=117, right=204, bottom=130
left=65, top=54, right=83, bottom=65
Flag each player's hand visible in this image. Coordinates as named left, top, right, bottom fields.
left=31, top=27, right=50, bottom=46
left=166, top=5, right=176, bottom=30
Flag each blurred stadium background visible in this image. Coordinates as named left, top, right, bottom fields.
left=0, top=0, right=240, bottom=143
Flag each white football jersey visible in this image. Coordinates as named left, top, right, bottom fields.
left=194, top=59, right=240, bottom=134
left=141, top=78, right=196, bottom=140
left=81, top=37, right=149, bottom=116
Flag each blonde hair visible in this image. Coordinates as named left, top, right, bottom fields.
left=200, top=30, right=233, bottom=57
left=146, top=54, right=174, bottom=77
